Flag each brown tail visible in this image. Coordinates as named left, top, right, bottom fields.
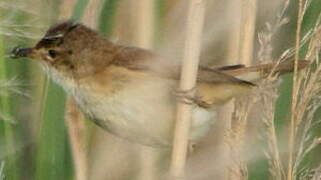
left=216, top=60, right=309, bottom=81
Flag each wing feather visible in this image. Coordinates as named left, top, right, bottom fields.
left=110, top=46, right=255, bottom=107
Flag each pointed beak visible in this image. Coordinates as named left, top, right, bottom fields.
left=10, top=47, right=34, bottom=59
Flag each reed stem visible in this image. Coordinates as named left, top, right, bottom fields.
left=169, top=0, right=206, bottom=179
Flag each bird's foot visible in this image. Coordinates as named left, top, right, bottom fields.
left=188, top=142, right=197, bottom=153
left=174, top=87, right=211, bottom=108
left=174, top=87, right=198, bottom=105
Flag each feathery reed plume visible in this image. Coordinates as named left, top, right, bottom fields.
left=256, top=1, right=290, bottom=179
left=227, top=95, right=257, bottom=180
left=0, top=77, right=28, bottom=124
left=0, top=1, right=45, bottom=39
left=288, top=0, right=305, bottom=177
left=288, top=0, right=321, bottom=179
left=169, top=0, right=206, bottom=179
left=291, top=25, right=321, bottom=179
left=261, top=79, right=284, bottom=180
left=255, top=0, right=321, bottom=179
left=226, top=0, right=257, bottom=179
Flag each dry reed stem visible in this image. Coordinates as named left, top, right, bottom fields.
left=59, top=0, right=75, bottom=19
left=133, top=0, right=155, bottom=48
left=169, top=0, right=206, bottom=179
left=226, top=0, right=241, bottom=63
left=130, top=0, right=159, bottom=180
left=59, top=1, right=89, bottom=180
left=65, top=98, right=88, bottom=180
left=82, top=0, right=101, bottom=27
left=239, top=0, right=257, bottom=65
left=223, top=1, right=241, bottom=179
left=62, top=1, right=103, bottom=180
left=288, top=0, right=304, bottom=179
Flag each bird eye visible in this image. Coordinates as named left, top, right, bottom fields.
left=48, top=50, right=57, bottom=58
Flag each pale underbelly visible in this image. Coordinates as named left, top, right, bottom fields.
left=73, top=79, right=216, bottom=147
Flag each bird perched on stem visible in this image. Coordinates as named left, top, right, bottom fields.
left=11, top=21, right=308, bottom=147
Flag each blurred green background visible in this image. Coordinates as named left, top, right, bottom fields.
left=0, top=0, right=320, bottom=180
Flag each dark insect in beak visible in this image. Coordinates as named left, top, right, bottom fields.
left=10, top=47, right=33, bottom=59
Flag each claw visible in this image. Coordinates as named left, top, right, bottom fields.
left=174, top=87, right=197, bottom=105
left=174, top=86, right=211, bottom=108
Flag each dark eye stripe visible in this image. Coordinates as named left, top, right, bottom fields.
left=36, top=37, right=63, bottom=48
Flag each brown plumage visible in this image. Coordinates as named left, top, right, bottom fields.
left=11, top=21, right=309, bottom=147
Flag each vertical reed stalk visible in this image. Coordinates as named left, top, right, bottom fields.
left=169, top=0, right=206, bottom=179
left=65, top=98, right=88, bottom=180
left=67, top=0, right=102, bottom=178
left=221, top=1, right=241, bottom=179
left=239, top=0, right=257, bottom=65
left=288, top=0, right=304, bottom=179
left=226, top=0, right=241, bottom=63
left=60, top=0, right=76, bottom=19
left=82, top=0, right=101, bottom=27
left=64, top=1, right=94, bottom=180
left=130, top=1, right=159, bottom=180
left=134, top=0, right=155, bottom=47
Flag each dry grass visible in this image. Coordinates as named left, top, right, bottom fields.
left=225, top=0, right=257, bottom=179
left=4, top=0, right=321, bottom=180
left=258, top=2, right=321, bottom=180
left=256, top=2, right=290, bottom=180
left=65, top=98, right=88, bottom=180
left=227, top=97, right=256, bottom=180
left=225, top=0, right=321, bottom=180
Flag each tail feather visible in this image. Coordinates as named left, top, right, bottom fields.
left=208, top=64, right=245, bottom=71
left=217, top=60, right=309, bottom=81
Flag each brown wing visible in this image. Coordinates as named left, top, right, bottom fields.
left=112, top=46, right=253, bottom=84
left=111, top=46, right=255, bottom=107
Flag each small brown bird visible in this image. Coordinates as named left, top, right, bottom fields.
left=11, top=21, right=308, bottom=147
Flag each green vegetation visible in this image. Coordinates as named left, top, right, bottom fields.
left=0, top=0, right=320, bottom=179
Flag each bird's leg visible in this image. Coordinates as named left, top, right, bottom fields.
left=174, top=86, right=198, bottom=105
left=188, top=142, right=197, bottom=153
left=174, top=87, right=211, bottom=108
